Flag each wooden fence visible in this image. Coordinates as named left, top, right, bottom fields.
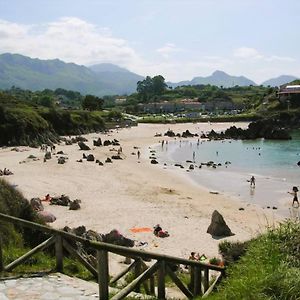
left=0, top=213, right=225, bottom=299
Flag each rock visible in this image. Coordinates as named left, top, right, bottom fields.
left=69, top=199, right=81, bottom=210
left=57, top=151, right=64, bottom=154
left=102, top=229, right=134, bottom=247
left=164, top=130, right=176, bottom=137
left=103, top=140, right=111, bottom=146
left=239, top=207, right=245, bottom=211
left=83, top=153, right=87, bottom=159
left=105, top=157, right=112, bottom=163
left=37, top=211, right=56, bottom=223
left=297, top=161, right=300, bottom=166
left=30, top=198, right=44, bottom=211
left=151, top=159, right=158, bottom=164
left=96, top=159, right=99, bottom=163
left=78, top=141, right=90, bottom=150
left=111, top=155, right=122, bottom=160
left=182, top=130, right=194, bottom=138
left=93, top=138, right=102, bottom=146
left=189, top=164, right=194, bottom=170
left=44, top=152, right=51, bottom=160
left=98, top=161, right=104, bottom=166
left=58, top=157, right=66, bottom=164
left=207, top=210, right=234, bottom=237
left=50, top=195, right=70, bottom=206
left=186, top=160, right=193, bottom=163
left=76, top=159, right=83, bottom=163
left=86, top=154, right=95, bottom=161
left=272, top=206, right=278, bottom=210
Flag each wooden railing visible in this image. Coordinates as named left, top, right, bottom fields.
left=0, top=213, right=225, bottom=299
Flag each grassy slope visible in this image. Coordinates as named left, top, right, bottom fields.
left=206, top=221, right=300, bottom=300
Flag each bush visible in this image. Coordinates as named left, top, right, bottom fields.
left=218, top=240, right=250, bottom=265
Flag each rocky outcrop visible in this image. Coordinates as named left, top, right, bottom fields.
left=207, top=210, right=234, bottom=237
left=86, top=154, right=95, bottom=161
left=93, top=138, right=102, bottom=146
left=78, top=141, right=90, bottom=150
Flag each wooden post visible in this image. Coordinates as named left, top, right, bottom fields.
left=189, top=266, right=195, bottom=291
left=193, top=266, right=202, bottom=296
left=134, top=258, right=142, bottom=292
left=0, top=237, right=3, bottom=272
left=55, top=235, right=63, bottom=272
left=150, top=275, right=155, bottom=295
left=98, top=250, right=109, bottom=300
left=203, top=267, right=209, bottom=293
left=157, top=260, right=166, bottom=300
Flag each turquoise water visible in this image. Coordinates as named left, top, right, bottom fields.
left=155, top=130, right=300, bottom=217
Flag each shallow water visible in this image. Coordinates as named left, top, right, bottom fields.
left=155, top=131, right=300, bottom=217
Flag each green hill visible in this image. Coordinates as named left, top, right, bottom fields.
left=0, top=53, right=143, bottom=96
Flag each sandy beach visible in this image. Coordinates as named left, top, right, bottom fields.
left=0, top=122, right=282, bottom=274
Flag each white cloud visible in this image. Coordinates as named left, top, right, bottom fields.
left=265, top=55, right=295, bottom=62
left=233, top=47, right=263, bottom=59
left=0, top=17, right=142, bottom=67
left=156, top=43, right=182, bottom=58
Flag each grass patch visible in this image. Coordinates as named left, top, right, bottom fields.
left=206, top=221, right=300, bottom=300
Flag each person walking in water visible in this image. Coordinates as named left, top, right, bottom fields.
left=193, top=151, right=195, bottom=162
left=250, top=176, right=255, bottom=187
left=288, top=186, right=299, bottom=207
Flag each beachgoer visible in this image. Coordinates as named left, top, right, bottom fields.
left=250, top=176, right=255, bottom=187
left=153, top=224, right=162, bottom=236
left=44, top=194, right=51, bottom=202
left=193, top=151, right=195, bottom=162
left=137, top=150, right=140, bottom=159
left=288, top=186, right=299, bottom=207
left=189, top=252, right=198, bottom=261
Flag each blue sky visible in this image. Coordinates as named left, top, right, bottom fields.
left=0, top=0, right=299, bottom=82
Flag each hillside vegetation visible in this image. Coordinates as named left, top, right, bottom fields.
left=0, top=89, right=106, bottom=146
left=206, top=221, right=300, bottom=300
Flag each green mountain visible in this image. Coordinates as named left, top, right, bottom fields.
left=89, top=63, right=144, bottom=95
left=169, top=70, right=256, bottom=88
left=261, top=75, right=299, bottom=87
left=0, top=53, right=143, bottom=96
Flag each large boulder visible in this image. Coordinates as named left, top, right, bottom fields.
left=44, top=152, right=51, bottom=160
left=93, top=138, right=102, bottom=147
left=207, top=210, right=234, bottom=237
left=78, top=141, right=90, bottom=150
left=103, top=140, right=111, bottom=146
left=86, top=154, right=95, bottom=161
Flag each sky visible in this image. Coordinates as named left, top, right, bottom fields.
left=0, top=0, right=299, bottom=83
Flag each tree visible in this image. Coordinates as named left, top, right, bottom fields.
left=136, top=75, right=167, bottom=102
left=82, top=95, right=104, bottom=111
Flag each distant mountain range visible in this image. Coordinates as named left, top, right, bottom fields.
left=0, top=53, right=143, bottom=96
left=261, top=75, right=298, bottom=87
left=0, top=53, right=298, bottom=95
left=168, top=70, right=256, bottom=88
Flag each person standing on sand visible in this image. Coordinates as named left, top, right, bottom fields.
left=250, top=176, right=255, bottom=187
left=137, top=150, right=140, bottom=159
left=288, top=186, right=299, bottom=207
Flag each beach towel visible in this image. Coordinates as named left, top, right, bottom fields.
left=130, top=227, right=152, bottom=233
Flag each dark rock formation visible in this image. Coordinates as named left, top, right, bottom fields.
left=69, top=199, right=81, bottom=210
left=93, top=138, right=102, bottom=146
left=105, top=157, right=112, bottom=163
left=50, top=195, right=70, bottom=206
left=182, top=130, right=194, bottom=138
left=164, top=130, right=176, bottom=137
left=78, top=141, right=90, bottom=150
left=151, top=159, right=158, bottom=164
left=207, top=210, right=234, bottom=237
left=44, top=152, right=51, bottom=160
left=111, top=155, right=122, bottom=160
left=58, top=157, right=66, bottom=164
left=86, top=154, right=95, bottom=161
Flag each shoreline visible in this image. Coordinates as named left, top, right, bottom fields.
left=0, top=122, right=282, bottom=274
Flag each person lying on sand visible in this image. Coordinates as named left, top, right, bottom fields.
left=153, top=224, right=169, bottom=238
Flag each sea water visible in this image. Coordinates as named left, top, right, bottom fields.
left=155, top=130, right=300, bottom=218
